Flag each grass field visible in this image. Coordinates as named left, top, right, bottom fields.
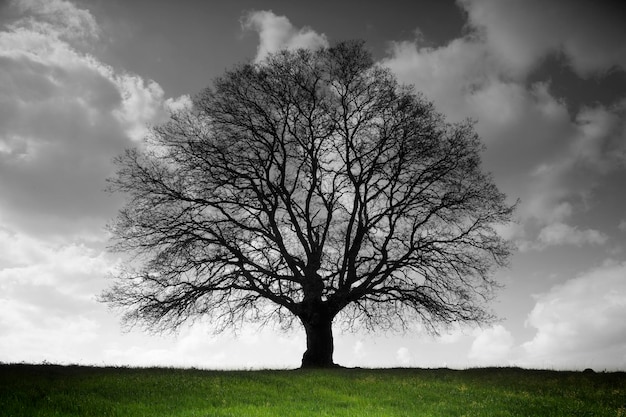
left=1, top=364, right=624, bottom=416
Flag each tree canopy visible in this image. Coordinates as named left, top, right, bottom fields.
left=102, top=41, right=515, bottom=368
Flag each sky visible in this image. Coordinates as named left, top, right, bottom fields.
left=1, top=0, right=625, bottom=371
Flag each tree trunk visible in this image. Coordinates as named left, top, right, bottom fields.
left=300, top=312, right=336, bottom=368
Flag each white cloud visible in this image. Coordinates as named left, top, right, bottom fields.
left=619, top=220, right=626, bottom=232
left=468, top=325, right=514, bottom=363
left=353, top=339, right=366, bottom=359
left=396, top=347, right=413, bottom=366
left=383, top=38, right=492, bottom=120
left=0, top=300, right=103, bottom=364
left=10, top=0, right=100, bottom=43
left=164, top=94, right=193, bottom=113
left=242, top=10, right=328, bottom=63
left=0, top=227, right=121, bottom=364
left=112, top=73, right=167, bottom=141
left=522, top=261, right=626, bottom=370
left=0, top=228, right=118, bottom=298
left=102, top=324, right=305, bottom=369
left=537, top=222, right=608, bottom=247
left=0, top=224, right=304, bottom=368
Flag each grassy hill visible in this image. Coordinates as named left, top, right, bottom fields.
left=1, top=364, right=624, bottom=416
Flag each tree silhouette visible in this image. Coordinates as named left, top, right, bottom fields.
left=102, top=41, right=515, bottom=368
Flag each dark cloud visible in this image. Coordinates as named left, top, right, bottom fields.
left=0, top=4, right=174, bottom=240
left=459, top=0, right=626, bottom=76
left=0, top=64, right=128, bottom=237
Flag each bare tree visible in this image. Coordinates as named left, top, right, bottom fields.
left=102, top=41, right=515, bottom=368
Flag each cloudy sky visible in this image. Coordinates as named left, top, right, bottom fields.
left=1, top=0, right=625, bottom=370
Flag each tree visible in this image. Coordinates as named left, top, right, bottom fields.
left=102, top=41, right=515, bottom=368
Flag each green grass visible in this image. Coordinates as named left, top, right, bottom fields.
left=1, top=364, right=624, bottom=416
